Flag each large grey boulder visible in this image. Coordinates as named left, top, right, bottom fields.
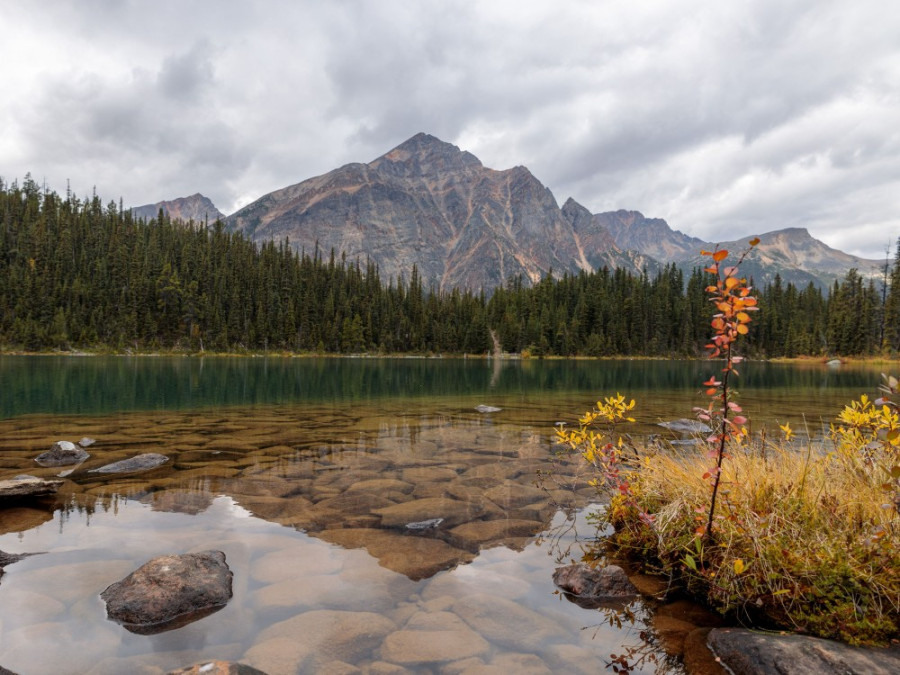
left=707, top=628, right=900, bottom=675
left=0, top=475, right=63, bottom=500
left=34, top=441, right=90, bottom=467
left=101, top=550, right=233, bottom=634
left=89, top=453, right=169, bottom=474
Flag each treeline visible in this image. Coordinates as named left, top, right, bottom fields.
left=0, top=176, right=894, bottom=357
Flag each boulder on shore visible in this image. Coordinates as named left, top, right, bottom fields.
left=34, top=441, right=90, bottom=467
left=553, top=563, right=638, bottom=601
left=707, top=627, right=900, bottom=675
left=89, top=453, right=169, bottom=474
left=0, top=475, right=63, bottom=500
left=101, top=550, right=233, bottom=634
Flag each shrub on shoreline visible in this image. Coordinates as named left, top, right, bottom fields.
left=600, top=422, right=899, bottom=645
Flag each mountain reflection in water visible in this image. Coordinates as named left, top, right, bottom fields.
left=0, top=403, right=695, bottom=674
left=0, top=357, right=889, bottom=673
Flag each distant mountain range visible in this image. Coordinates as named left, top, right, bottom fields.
left=131, top=133, right=881, bottom=291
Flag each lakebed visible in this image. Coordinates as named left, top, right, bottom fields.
left=0, top=356, right=891, bottom=673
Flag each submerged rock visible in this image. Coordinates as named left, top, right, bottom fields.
left=405, top=517, right=444, bottom=531
left=475, top=405, right=502, bottom=413
left=553, top=563, right=638, bottom=601
left=707, top=627, right=900, bottom=675
left=34, top=440, right=90, bottom=467
left=101, top=550, right=233, bottom=634
left=89, top=453, right=169, bottom=474
left=166, top=662, right=267, bottom=675
left=0, top=475, right=63, bottom=500
left=658, top=418, right=712, bottom=434
left=374, top=497, right=484, bottom=529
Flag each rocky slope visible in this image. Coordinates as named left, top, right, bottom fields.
left=133, top=132, right=878, bottom=292
left=227, top=133, right=641, bottom=291
left=598, top=209, right=706, bottom=262
left=676, top=227, right=882, bottom=288
left=131, top=194, right=225, bottom=224
left=604, top=210, right=880, bottom=289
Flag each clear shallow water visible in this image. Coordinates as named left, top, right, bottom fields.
left=0, top=357, right=891, bottom=673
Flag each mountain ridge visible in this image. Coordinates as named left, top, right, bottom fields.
left=131, top=193, right=225, bottom=224
left=227, top=132, right=643, bottom=291
left=131, top=132, right=878, bottom=291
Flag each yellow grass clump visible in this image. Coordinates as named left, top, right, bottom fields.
left=596, top=418, right=900, bottom=644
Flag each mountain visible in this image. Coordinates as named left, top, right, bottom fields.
left=131, top=194, right=225, bottom=224
left=707, top=227, right=882, bottom=289
left=560, top=199, right=660, bottom=277
left=219, top=131, right=877, bottom=292
left=599, top=210, right=706, bottom=262
left=227, top=133, right=641, bottom=291
left=604, top=212, right=881, bottom=289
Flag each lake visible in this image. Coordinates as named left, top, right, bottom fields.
left=0, top=356, right=890, bottom=674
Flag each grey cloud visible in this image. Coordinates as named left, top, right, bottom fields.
left=1, top=0, right=898, bottom=256
left=158, top=41, right=216, bottom=102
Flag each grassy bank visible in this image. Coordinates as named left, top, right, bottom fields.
left=560, top=394, right=900, bottom=646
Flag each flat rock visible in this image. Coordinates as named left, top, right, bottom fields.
left=101, top=550, right=233, bottom=634
left=657, top=418, right=712, bottom=434
left=380, top=628, right=490, bottom=664
left=453, top=595, right=569, bottom=650
left=707, top=628, right=900, bottom=675
left=449, top=519, right=543, bottom=551
left=475, top=405, right=501, bottom=413
left=0, top=475, right=63, bottom=500
left=34, top=440, right=90, bottom=467
left=318, top=528, right=474, bottom=580
left=401, top=467, right=458, bottom=483
left=256, top=610, right=395, bottom=663
left=89, top=453, right=169, bottom=474
left=482, top=483, right=547, bottom=509
left=373, top=497, right=484, bottom=528
left=253, top=574, right=393, bottom=613
left=243, top=637, right=313, bottom=675
left=345, top=478, right=414, bottom=495
left=166, top=662, right=267, bottom=675
left=552, top=563, right=638, bottom=600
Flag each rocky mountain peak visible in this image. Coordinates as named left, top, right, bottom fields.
left=131, top=193, right=225, bottom=224
left=370, top=132, right=482, bottom=178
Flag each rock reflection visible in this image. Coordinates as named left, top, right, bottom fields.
left=2, top=405, right=594, bottom=582
left=0, top=403, right=713, bottom=673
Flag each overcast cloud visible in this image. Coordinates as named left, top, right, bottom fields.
left=1, top=0, right=898, bottom=258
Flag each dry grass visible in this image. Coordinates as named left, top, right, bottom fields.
left=607, top=437, right=900, bottom=645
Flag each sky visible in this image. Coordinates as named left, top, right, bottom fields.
left=1, top=0, right=898, bottom=259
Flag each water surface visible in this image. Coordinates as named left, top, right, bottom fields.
left=0, top=357, right=890, bottom=673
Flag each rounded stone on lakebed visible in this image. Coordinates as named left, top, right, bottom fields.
left=89, top=452, right=169, bottom=474
left=34, top=440, right=90, bottom=467
left=100, top=550, right=233, bottom=634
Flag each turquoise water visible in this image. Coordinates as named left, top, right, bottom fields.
left=1, top=355, right=890, bottom=429
left=0, top=356, right=892, bottom=673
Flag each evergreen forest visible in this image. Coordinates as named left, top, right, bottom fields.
left=2, top=177, right=897, bottom=358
